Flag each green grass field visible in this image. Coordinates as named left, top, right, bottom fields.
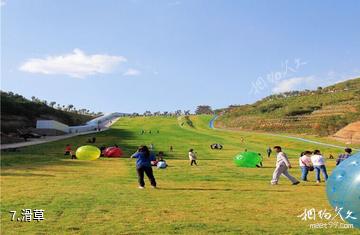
left=1, top=116, right=359, bottom=234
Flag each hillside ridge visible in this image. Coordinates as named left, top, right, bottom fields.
left=216, top=77, right=360, bottom=137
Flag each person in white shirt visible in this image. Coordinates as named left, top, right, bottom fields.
left=299, top=151, right=313, bottom=181
left=311, top=150, right=328, bottom=183
left=189, top=149, right=197, bottom=166
left=271, top=146, right=300, bottom=185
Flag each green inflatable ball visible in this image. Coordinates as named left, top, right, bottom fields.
left=76, top=145, right=101, bottom=160
left=234, top=151, right=262, bottom=168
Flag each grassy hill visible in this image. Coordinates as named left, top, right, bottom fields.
left=1, top=116, right=359, bottom=234
left=1, top=91, right=94, bottom=134
left=216, top=78, right=360, bottom=136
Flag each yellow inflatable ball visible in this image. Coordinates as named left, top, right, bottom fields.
left=76, top=145, right=100, bottom=160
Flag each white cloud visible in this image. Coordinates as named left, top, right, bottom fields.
left=123, top=68, right=141, bottom=76
left=272, top=76, right=315, bottom=93
left=19, top=49, right=127, bottom=78
left=1, top=0, right=5, bottom=7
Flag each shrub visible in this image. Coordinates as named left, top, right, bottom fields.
left=285, top=107, right=314, bottom=116
left=259, top=103, right=283, bottom=113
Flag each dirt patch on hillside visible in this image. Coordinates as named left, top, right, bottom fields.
left=333, top=121, right=360, bottom=144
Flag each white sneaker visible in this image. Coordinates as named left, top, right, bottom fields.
left=138, top=186, right=145, bottom=189
left=151, top=186, right=157, bottom=189
left=316, top=180, right=320, bottom=184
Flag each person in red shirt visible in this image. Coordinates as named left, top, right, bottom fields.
left=64, top=144, right=72, bottom=155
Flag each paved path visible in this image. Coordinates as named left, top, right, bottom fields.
left=209, top=115, right=359, bottom=151
left=209, top=115, right=219, bottom=129
left=1, top=117, right=120, bottom=150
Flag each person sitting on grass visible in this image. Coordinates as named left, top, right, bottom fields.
left=150, top=151, right=163, bottom=167
left=64, top=144, right=72, bottom=155
left=157, top=151, right=165, bottom=161
left=336, top=148, right=352, bottom=165
left=157, top=151, right=168, bottom=167
left=311, top=150, right=328, bottom=183
left=299, top=151, right=313, bottom=181
left=131, top=145, right=157, bottom=189
left=271, top=146, right=300, bottom=185
left=99, top=145, right=107, bottom=157
left=189, top=149, right=198, bottom=166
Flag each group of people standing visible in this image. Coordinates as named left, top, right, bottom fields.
left=271, top=146, right=354, bottom=185
left=299, top=150, right=328, bottom=183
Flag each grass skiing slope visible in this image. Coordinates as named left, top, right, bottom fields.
left=1, top=116, right=358, bottom=234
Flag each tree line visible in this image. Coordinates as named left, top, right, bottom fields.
left=130, top=105, right=214, bottom=117
left=3, top=91, right=215, bottom=117
left=28, top=95, right=102, bottom=116
left=1, top=91, right=101, bottom=117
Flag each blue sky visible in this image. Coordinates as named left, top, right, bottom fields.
left=1, top=0, right=360, bottom=113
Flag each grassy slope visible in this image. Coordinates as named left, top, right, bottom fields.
left=1, top=116, right=359, bottom=234
left=216, top=78, right=360, bottom=135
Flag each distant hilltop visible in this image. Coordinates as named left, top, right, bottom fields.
left=215, top=77, right=360, bottom=139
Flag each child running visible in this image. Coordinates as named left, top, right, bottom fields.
left=131, top=145, right=157, bottom=189
left=189, top=149, right=198, bottom=166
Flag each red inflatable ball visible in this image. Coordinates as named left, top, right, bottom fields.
left=104, top=147, right=123, bottom=158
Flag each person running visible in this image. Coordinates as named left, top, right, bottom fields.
left=131, top=146, right=157, bottom=189
left=311, top=150, right=328, bottom=183
left=336, top=148, right=352, bottom=165
left=299, top=151, right=313, bottom=181
left=189, top=149, right=198, bottom=166
left=266, top=147, right=272, bottom=158
left=271, top=146, right=300, bottom=185
left=170, top=146, right=173, bottom=152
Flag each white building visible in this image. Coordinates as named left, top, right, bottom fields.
left=36, top=120, right=69, bottom=133
left=36, top=112, right=127, bottom=134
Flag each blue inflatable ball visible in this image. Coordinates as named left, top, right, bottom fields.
left=157, top=161, right=167, bottom=169
left=326, top=152, right=360, bottom=228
